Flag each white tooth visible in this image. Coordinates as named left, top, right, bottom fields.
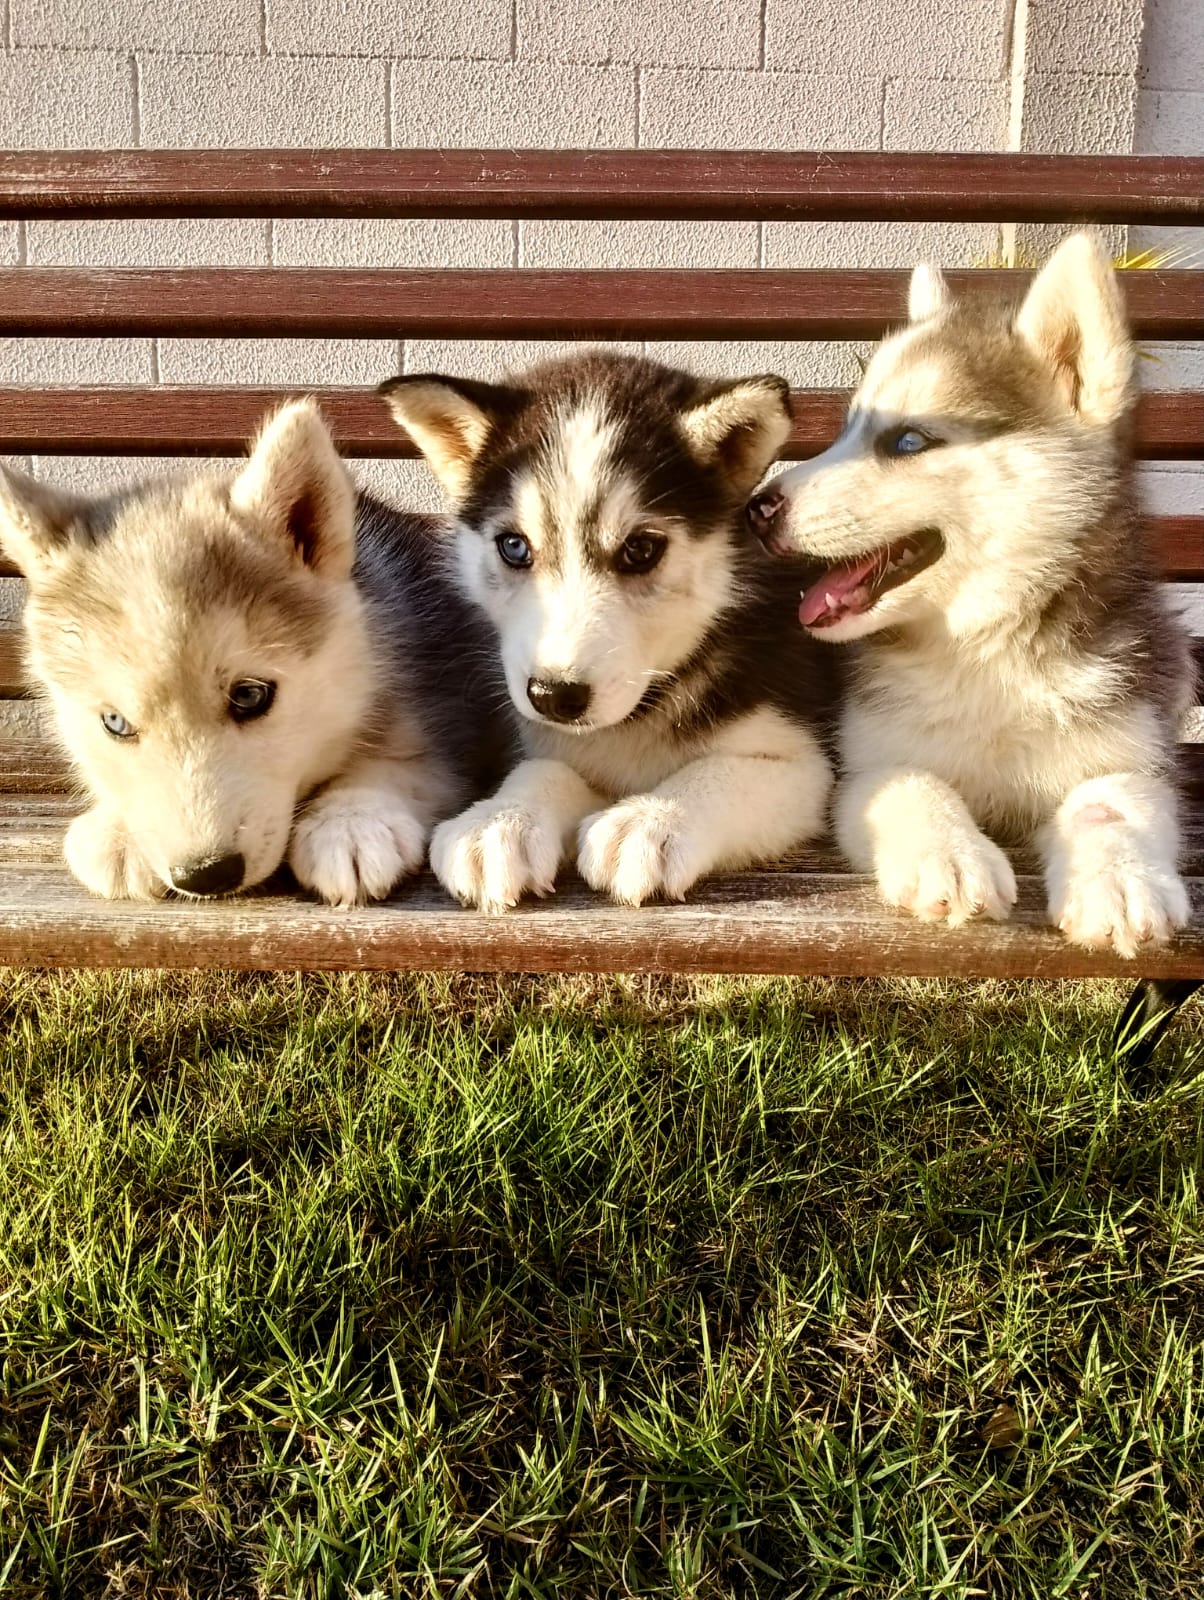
left=826, top=591, right=838, bottom=608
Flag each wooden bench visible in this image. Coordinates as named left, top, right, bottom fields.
left=0, top=150, right=1201, bottom=1003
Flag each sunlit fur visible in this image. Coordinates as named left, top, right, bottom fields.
left=383, top=351, right=838, bottom=910
left=757, top=234, right=1193, bottom=957
left=0, top=403, right=496, bottom=904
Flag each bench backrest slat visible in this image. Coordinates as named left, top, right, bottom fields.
left=0, top=386, right=1197, bottom=461
left=1, top=267, right=1200, bottom=342
left=1, top=150, right=1202, bottom=225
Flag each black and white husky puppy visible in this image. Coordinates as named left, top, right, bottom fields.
left=382, top=350, right=838, bottom=911
left=751, top=234, right=1194, bottom=958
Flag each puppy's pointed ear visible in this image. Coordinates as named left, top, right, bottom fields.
left=379, top=374, right=520, bottom=503
left=230, top=400, right=355, bottom=579
left=0, top=466, right=90, bottom=584
left=1015, top=232, right=1133, bottom=423
left=908, top=263, right=950, bottom=323
left=677, top=375, right=793, bottom=496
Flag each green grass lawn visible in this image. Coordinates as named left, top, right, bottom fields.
left=0, top=970, right=1201, bottom=1599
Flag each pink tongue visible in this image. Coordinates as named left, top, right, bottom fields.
left=799, top=552, right=881, bottom=626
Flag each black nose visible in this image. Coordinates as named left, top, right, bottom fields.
left=169, top=852, right=245, bottom=897
left=747, top=490, right=786, bottom=544
left=526, top=678, right=592, bottom=723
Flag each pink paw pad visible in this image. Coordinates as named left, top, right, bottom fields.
left=1071, top=802, right=1123, bottom=829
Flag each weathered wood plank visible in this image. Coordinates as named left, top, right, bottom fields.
left=0, top=268, right=1197, bottom=341
left=0, top=629, right=25, bottom=698
left=0, top=150, right=1202, bottom=226
left=0, top=386, right=1195, bottom=463
left=0, top=861, right=1199, bottom=977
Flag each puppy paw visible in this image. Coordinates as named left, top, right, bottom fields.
left=431, top=798, right=564, bottom=913
left=578, top=796, right=708, bottom=906
left=1052, top=860, right=1189, bottom=959
left=64, top=806, right=165, bottom=901
left=878, top=827, right=1016, bottom=925
left=290, top=787, right=427, bottom=906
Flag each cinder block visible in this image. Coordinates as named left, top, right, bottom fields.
left=1135, top=89, right=1204, bottom=157
left=274, top=218, right=512, bottom=269
left=520, top=220, right=758, bottom=268
left=0, top=576, right=25, bottom=625
left=645, top=339, right=867, bottom=389
left=157, top=338, right=401, bottom=387
left=13, top=0, right=260, bottom=50
left=140, top=53, right=388, bottom=147
left=1023, top=0, right=1142, bottom=77
left=1139, top=0, right=1204, bottom=90
left=353, top=459, right=444, bottom=512
left=766, top=220, right=1001, bottom=269
left=1137, top=342, right=1204, bottom=390
left=391, top=60, right=637, bottom=148
left=1140, top=465, right=1204, bottom=515
left=1017, top=71, right=1137, bottom=152
left=267, top=0, right=509, bottom=58
left=516, top=0, right=759, bottom=68
left=765, top=0, right=1007, bottom=80
left=401, top=339, right=643, bottom=382
left=0, top=50, right=133, bottom=146
left=27, top=219, right=270, bottom=267
left=0, top=338, right=153, bottom=384
left=883, top=76, right=1008, bottom=152
left=1128, top=225, right=1204, bottom=270
left=0, top=700, right=48, bottom=740
left=31, top=455, right=228, bottom=492
left=638, top=68, right=880, bottom=149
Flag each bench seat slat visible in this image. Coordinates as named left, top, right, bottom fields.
left=0, top=150, right=1202, bottom=226
left=0, top=855, right=1199, bottom=977
left=0, top=386, right=1197, bottom=463
left=0, top=268, right=1198, bottom=341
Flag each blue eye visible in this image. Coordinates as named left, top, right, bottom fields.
left=884, top=427, right=937, bottom=457
left=228, top=680, right=276, bottom=722
left=101, top=709, right=136, bottom=740
left=496, top=531, right=533, bottom=569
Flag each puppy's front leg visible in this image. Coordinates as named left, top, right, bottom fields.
left=578, top=728, right=832, bottom=906
left=64, top=803, right=166, bottom=901
left=432, top=758, right=603, bottom=913
left=1041, top=772, right=1189, bottom=958
left=838, top=768, right=1017, bottom=924
left=289, top=754, right=438, bottom=906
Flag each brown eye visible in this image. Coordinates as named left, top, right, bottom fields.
left=615, top=532, right=667, bottom=575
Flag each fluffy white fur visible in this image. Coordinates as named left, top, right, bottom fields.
left=763, top=234, right=1191, bottom=958
left=0, top=403, right=446, bottom=906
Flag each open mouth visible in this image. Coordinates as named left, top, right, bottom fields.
left=798, top=527, right=945, bottom=629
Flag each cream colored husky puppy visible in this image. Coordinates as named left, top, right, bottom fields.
left=750, top=234, right=1194, bottom=958
left=0, top=402, right=500, bottom=904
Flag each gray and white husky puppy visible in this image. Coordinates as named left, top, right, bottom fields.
left=381, top=350, right=838, bottom=911
left=0, top=400, right=503, bottom=904
left=750, top=233, right=1194, bottom=958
